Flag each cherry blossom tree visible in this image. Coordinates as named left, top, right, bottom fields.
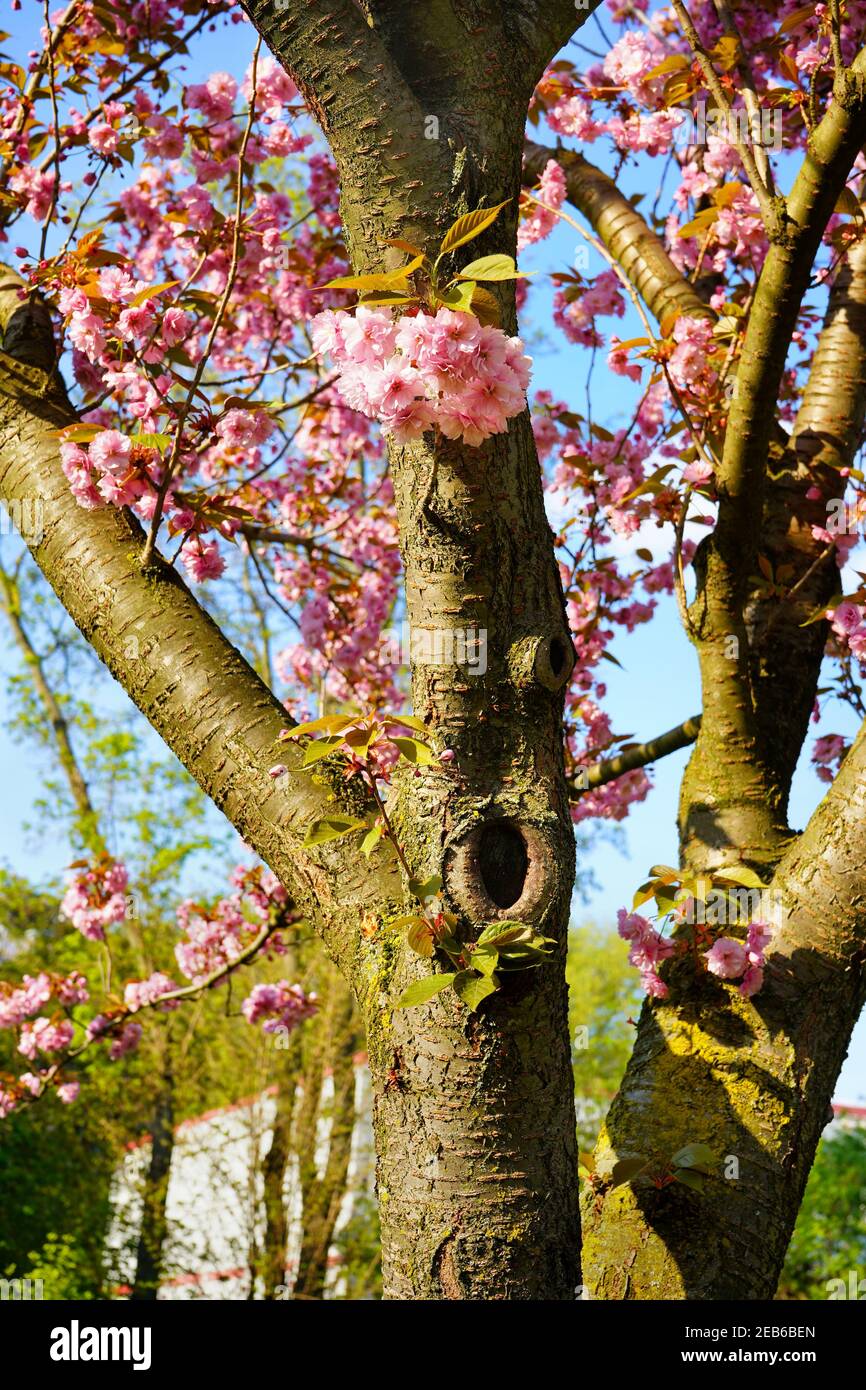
left=2, top=0, right=866, bottom=1300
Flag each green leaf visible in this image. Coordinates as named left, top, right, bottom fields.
left=678, top=207, right=719, bottom=239
left=51, top=424, right=102, bottom=442
left=653, top=889, right=680, bottom=919
left=129, top=279, right=180, bottom=307
left=578, top=1151, right=596, bottom=1179
left=644, top=53, right=690, bottom=80
left=609, top=1156, right=650, bottom=1189
left=284, top=715, right=355, bottom=739
left=392, top=736, right=436, bottom=766
left=360, top=824, right=384, bottom=858
left=469, top=944, right=499, bottom=976
left=302, top=816, right=366, bottom=847
left=453, top=970, right=497, bottom=1011
left=495, top=945, right=552, bottom=971
left=301, top=736, right=345, bottom=766
left=477, top=920, right=533, bottom=947
left=439, top=199, right=510, bottom=256
left=672, top=1168, right=706, bottom=1192
left=407, top=918, right=435, bottom=958
left=395, top=974, right=456, bottom=1009
left=132, top=431, right=172, bottom=455
left=619, top=464, right=676, bottom=505
left=322, top=256, right=424, bottom=293
left=356, top=293, right=418, bottom=308
left=670, top=1142, right=715, bottom=1174
left=649, top=864, right=681, bottom=883
left=474, top=921, right=555, bottom=971
left=382, top=714, right=427, bottom=735
left=437, top=280, right=476, bottom=312
left=470, top=284, right=501, bottom=326
left=713, top=866, right=764, bottom=890
left=381, top=237, right=425, bottom=257
left=456, top=253, right=527, bottom=282
left=409, top=873, right=442, bottom=900
left=388, top=913, right=429, bottom=932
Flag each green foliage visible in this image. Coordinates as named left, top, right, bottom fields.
left=20, top=1231, right=99, bottom=1300
left=567, top=921, right=643, bottom=1149
left=778, top=1128, right=866, bottom=1299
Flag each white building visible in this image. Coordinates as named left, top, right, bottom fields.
left=105, top=1061, right=375, bottom=1300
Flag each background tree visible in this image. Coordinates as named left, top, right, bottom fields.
left=778, top=1127, right=866, bottom=1300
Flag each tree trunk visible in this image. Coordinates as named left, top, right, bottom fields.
left=293, top=977, right=357, bottom=1300
left=260, top=1038, right=302, bottom=1299
left=238, top=0, right=592, bottom=1299
left=131, top=1052, right=174, bottom=1301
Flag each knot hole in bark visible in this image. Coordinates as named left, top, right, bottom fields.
left=447, top=819, right=552, bottom=922
left=478, top=821, right=528, bottom=909
left=508, top=632, right=574, bottom=693
left=535, top=633, right=573, bottom=691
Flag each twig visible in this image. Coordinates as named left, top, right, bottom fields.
left=142, top=36, right=263, bottom=565
left=672, top=0, right=784, bottom=239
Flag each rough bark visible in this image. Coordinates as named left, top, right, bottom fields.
left=239, top=0, right=597, bottom=1298
left=581, top=54, right=866, bottom=1300
left=581, top=723, right=866, bottom=1299
left=680, top=54, right=866, bottom=872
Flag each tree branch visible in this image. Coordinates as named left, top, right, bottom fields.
left=672, top=0, right=782, bottom=235
left=680, top=49, right=866, bottom=870
left=523, top=141, right=713, bottom=326
left=710, top=0, right=773, bottom=190
left=0, top=554, right=106, bottom=851
left=583, top=715, right=866, bottom=1299
left=573, top=715, right=702, bottom=796
left=745, top=222, right=866, bottom=802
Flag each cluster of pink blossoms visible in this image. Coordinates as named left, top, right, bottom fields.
left=616, top=909, right=676, bottom=998
left=618, top=910, right=772, bottom=1000
left=518, top=158, right=566, bottom=250
left=59, top=860, right=129, bottom=942
left=0, top=969, right=87, bottom=1029
left=241, top=981, right=318, bottom=1035
left=310, top=306, right=532, bottom=447
left=0, top=970, right=90, bottom=1116
left=18, top=1017, right=74, bottom=1061
left=706, top=922, right=772, bottom=999
left=174, top=865, right=290, bottom=983
left=124, top=972, right=178, bottom=1013
left=828, top=600, right=866, bottom=663
left=812, top=732, right=849, bottom=785
left=86, top=1015, right=143, bottom=1061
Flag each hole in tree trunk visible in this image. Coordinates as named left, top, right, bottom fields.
left=477, top=821, right=528, bottom=910
left=549, top=637, right=567, bottom=677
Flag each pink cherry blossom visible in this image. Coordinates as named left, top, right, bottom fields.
left=242, top=980, right=318, bottom=1034
left=181, top=538, right=225, bottom=583
left=705, top=937, right=748, bottom=980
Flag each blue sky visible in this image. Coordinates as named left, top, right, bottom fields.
left=1, top=1, right=864, bottom=1101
